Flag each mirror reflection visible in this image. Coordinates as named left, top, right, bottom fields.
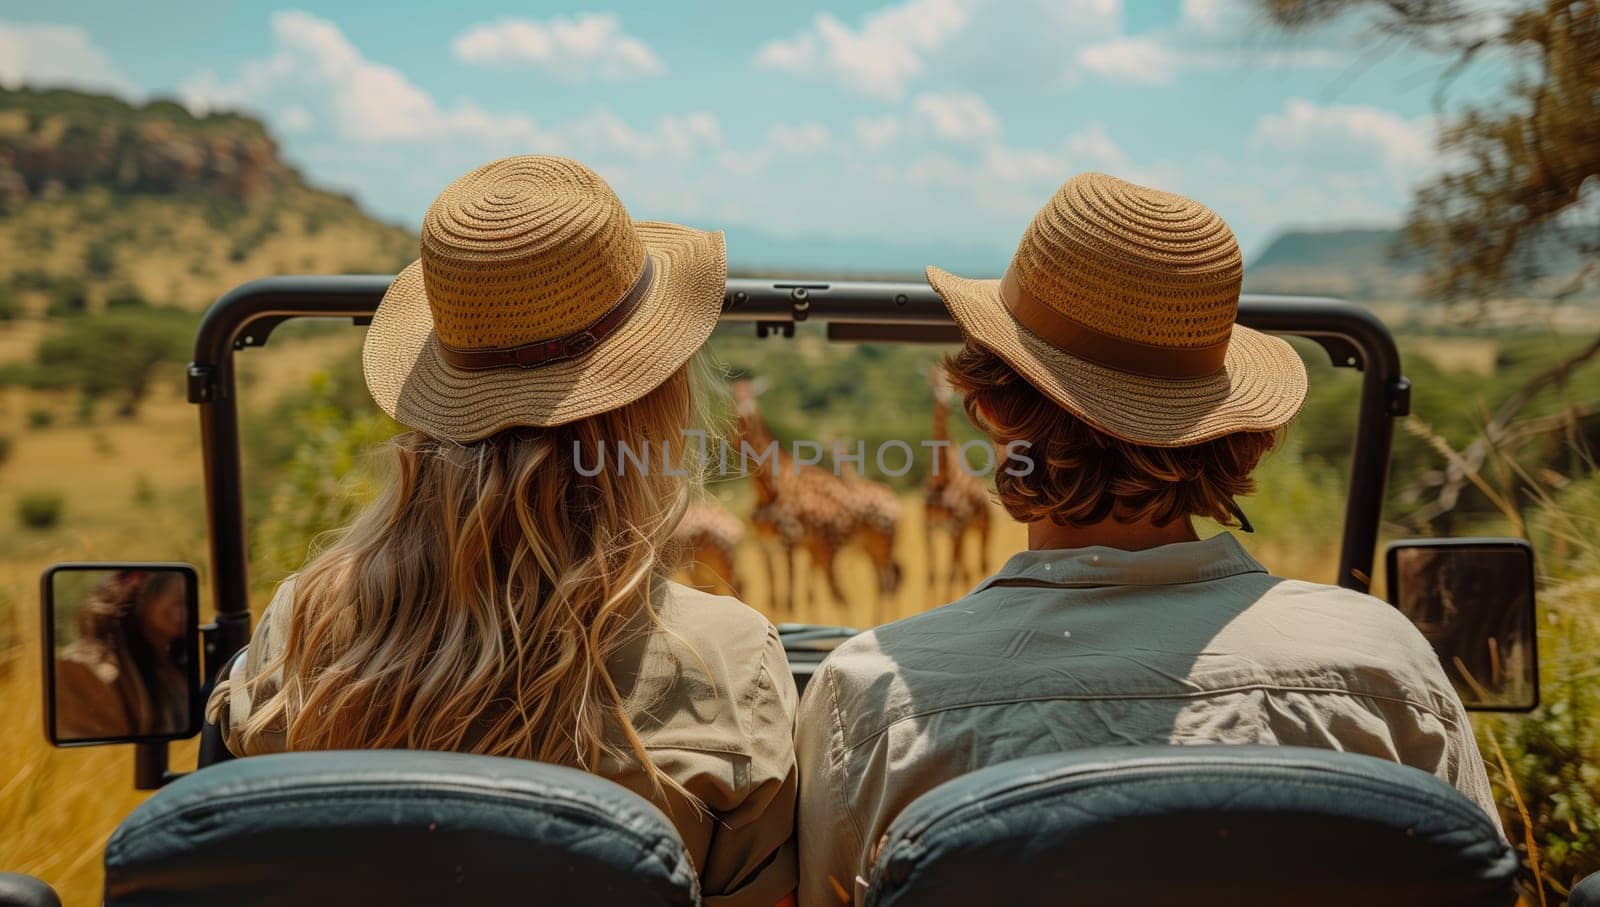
left=1390, top=544, right=1536, bottom=710
left=51, top=568, right=195, bottom=742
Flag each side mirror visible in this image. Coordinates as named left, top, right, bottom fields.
left=41, top=563, right=202, bottom=746
left=1385, top=539, right=1537, bottom=712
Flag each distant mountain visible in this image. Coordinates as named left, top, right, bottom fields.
left=1244, top=228, right=1423, bottom=301
left=1245, top=226, right=1595, bottom=302
left=0, top=87, right=413, bottom=314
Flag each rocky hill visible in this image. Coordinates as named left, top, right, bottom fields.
left=0, top=87, right=414, bottom=315
left=1244, top=226, right=1595, bottom=303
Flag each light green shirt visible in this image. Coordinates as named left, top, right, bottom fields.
left=212, top=578, right=799, bottom=907
left=795, top=534, right=1500, bottom=907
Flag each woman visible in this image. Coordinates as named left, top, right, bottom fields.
left=56, top=569, right=190, bottom=740
left=208, top=157, right=798, bottom=907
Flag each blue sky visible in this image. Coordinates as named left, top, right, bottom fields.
left=0, top=0, right=1513, bottom=272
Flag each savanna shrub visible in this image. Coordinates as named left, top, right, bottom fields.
left=17, top=492, right=63, bottom=530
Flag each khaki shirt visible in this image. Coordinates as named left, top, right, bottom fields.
left=796, top=534, right=1499, bottom=907
left=211, top=578, right=798, bottom=907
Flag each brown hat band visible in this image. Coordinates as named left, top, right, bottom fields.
left=999, top=265, right=1229, bottom=379
left=437, top=256, right=655, bottom=371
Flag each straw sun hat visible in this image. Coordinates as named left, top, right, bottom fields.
left=928, top=173, right=1307, bottom=447
left=364, top=156, right=726, bottom=443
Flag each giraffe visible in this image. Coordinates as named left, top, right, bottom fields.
left=831, top=440, right=904, bottom=624
left=668, top=500, right=744, bottom=596
left=731, top=379, right=856, bottom=621
left=923, top=366, right=992, bottom=602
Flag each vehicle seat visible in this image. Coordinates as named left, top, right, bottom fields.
left=195, top=645, right=247, bottom=769
left=0, top=873, right=59, bottom=907
left=864, top=745, right=1517, bottom=907
left=104, top=750, right=700, bottom=906
left=1572, top=872, right=1600, bottom=907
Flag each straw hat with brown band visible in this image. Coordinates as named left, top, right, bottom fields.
left=363, top=156, right=726, bottom=443
left=927, top=172, right=1308, bottom=451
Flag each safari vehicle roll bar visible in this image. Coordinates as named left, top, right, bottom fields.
left=185, top=276, right=1410, bottom=687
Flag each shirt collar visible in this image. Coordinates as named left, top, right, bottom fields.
left=973, top=533, right=1268, bottom=592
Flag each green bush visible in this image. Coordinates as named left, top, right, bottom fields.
left=0, top=285, right=18, bottom=321
left=1475, top=468, right=1600, bottom=900
left=46, top=278, right=88, bottom=318
left=26, top=407, right=54, bottom=429
left=83, top=239, right=117, bottom=278
left=133, top=474, right=156, bottom=506
left=17, top=492, right=63, bottom=530
left=252, top=372, right=397, bottom=578
left=11, top=269, right=53, bottom=291
left=22, top=226, right=55, bottom=252
left=105, top=283, right=146, bottom=309
left=29, top=305, right=193, bottom=417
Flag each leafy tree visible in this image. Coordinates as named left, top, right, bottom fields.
left=1261, top=0, right=1598, bottom=304
left=46, top=278, right=88, bottom=318
left=28, top=307, right=192, bottom=417
left=1265, top=0, right=1600, bottom=517
left=83, top=239, right=117, bottom=278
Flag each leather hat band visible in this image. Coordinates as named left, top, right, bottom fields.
left=999, top=265, right=1229, bottom=379
left=437, top=257, right=655, bottom=371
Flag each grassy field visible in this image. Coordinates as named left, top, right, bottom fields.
left=0, top=327, right=381, bottom=904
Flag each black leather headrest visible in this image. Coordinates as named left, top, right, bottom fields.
left=1571, top=872, right=1600, bottom=907
left=0, top=873, right=60, bottom=907
left=865, top=745, right=1517, bottom=907
left=105, top=751, right=699, bottom=906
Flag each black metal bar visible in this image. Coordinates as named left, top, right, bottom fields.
left=189, top=275, right=1406, bottom=672
left=1240, top=297, right=1410, bottom=593
left=134, top=742, right=171, bottom=790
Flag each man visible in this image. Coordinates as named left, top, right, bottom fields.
left=795, top=173, right=1498, bottom=906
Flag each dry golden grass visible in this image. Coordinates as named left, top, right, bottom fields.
left=0, top=329, right=367, bottom=902
left=1408, top=336, right=1501, bottom=376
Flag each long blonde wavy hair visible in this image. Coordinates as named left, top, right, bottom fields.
left=221, top=356, right=720, bottom=799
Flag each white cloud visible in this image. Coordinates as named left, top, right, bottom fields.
left=1078, top=36, right=1177, bottom=84
left=1072, top=0, right=1343, bottom=84
left=451, top=14, right=664, bottom=81
left=278, top=104, right=314, bottom=134
left=913, top=91, right=1000, bottom=144
left=978, top=145, right=1065, bottom=184
left=765, top=122, right=832, bottom=155
left=180, top=11, right=448, bottom=141
left=176, top=10, right=714, bottom=160
left=553, top=109, right=722, bottom=159
left=1183, top=46, right=1346, bottom=69
left=0, top=21, right=142, bottom=100
left=888, top=121, right=1138, bottom=198
left=755, top=0, right=970, bottom=100
left=854, top=115, right=903, bottom=150
left=1180, top=0, right=1228, bottom=33
left=1251, top=98, right=1433, bottom=175
left=1044, top=0, right=1125, bottom=35
left=1064, top=122, right=1131, bottom=171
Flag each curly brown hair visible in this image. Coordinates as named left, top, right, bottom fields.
left=944, top=344, right=1279, bottom=529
